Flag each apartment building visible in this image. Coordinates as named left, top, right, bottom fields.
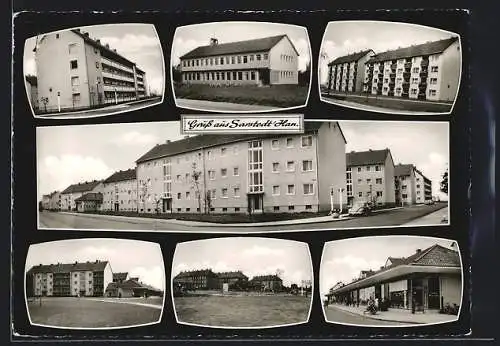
left=395, top=164, right=433, bottom=205
left=60, top=180, right=103, bottom=211
left=173, top=269, right=220, bottom=291
left=25, top=75, right=39, bottom=110
left=346, top=149, right=396, bottom=207
left=135, top=122, right=347, bottom=214
left=217, top=271, right=249, bottom=289
left=101, top=168, right=138, bottom=212
left=327, top=50, right=374, bottom=93
left=75, top=192, right=103, bottom=212
left=179, top=35, right=299, bottom=86
left=363, top=37, right=460, bottom=101
left=249, top=274, right=283, bottom=292
left=26, top=260, right=113, bottom=297
left=41, top=194, right=51, bottom=210
left=326, top=244, right=462, bottom=313
left=33, top=28, right=148, bottom=113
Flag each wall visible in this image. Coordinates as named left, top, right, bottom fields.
left=103, top=263, right=113, bottom=297
left=269, top=36, right=299, bottom=84
left=383, top=153, right=396, bottom=204
left=355, top=52, right=374, bottom=92
left=440, top=274, right=462, bottom=307
left=83, top=43, right=104, bottom=106
left=102, top=179, right=138, bottom=212
left=437, top=40, right=461, bottom=102
left=181, top=50, right=271, bottom=72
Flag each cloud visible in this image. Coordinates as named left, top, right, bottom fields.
left=171, top=38, right=203, bottom=66
left=78, top=246, right=117, bottom=258
left=241, top=245, right=285, bottom=257
left=109, top=131, right=159, bottom=146
left=129, top=265, right=165, bottom=291
left=99, top=34, right=160, bottom=56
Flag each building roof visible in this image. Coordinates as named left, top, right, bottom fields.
left=394, top=163, right=414, bottom=177
left=136, top=122, right=326, bottom=164
left=250, top=274, right=283, bottom=282
left=113, top=272, right=129, bottom=281
left=103, top=168, right=136, bottom=184
left=174, top=269, right=217, bottom=279
left=180, top=34, right=299, bottom=59
left=328, top=49, right=373, bottom=66
left=74, top=192, right=103, bottom=202
left=106, top=278, right=162, bottom=293
left=367, top=37, right=459, bottom=63
left=216, top=271, right=248, bottom=279
left=346, top=148, right=391, bottom=167
left=61, top=180, right=102, bottom=194
left=25, top=75, right=37, bottom=86
left=27, top=260, right=109, bottom=274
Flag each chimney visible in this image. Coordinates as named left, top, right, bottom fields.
left=210, top=38, right=219, bottom=46
left=84, top=32, right=89, bottom=37
left=416, top=249, right=422, bottom=254
left=105, top=43, right=109, bottom=49
left=96, top=39, right=101, bottom=44
left=166, top=140, right=171, bottom=144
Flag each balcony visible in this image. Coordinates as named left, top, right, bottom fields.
left=103, top=84, right=136, bottom=92
left=420, top=70, right=428, bottom=77
left=404, top=62, right=412, bottom=69
left=101, top=58, right=135, bottom=75
left=421, top=60, right=429, bottom=67
left=102, top=70, right=135, bottom=83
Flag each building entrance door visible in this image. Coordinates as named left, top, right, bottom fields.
left=163, top=199, right=172, bottom=213
left=411, top=278, right=425, bottom=311
left=260, top=69, right=270, bottom=85
left=248, top=194, right=263, bottom=213
left=114, top=203, right=119, bottom=212
left=427, top=277, right=441, bottom=309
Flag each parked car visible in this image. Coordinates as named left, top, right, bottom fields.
left=425, top=199, right=435, bottom=205
left=348, top=201, right=373, bottom=216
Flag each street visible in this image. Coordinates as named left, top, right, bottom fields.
left=35, top=97, right=162, bottom=118
left=403, top=206, right=449, bottom=225
left=324, top=306, right=405, bottom=326
left=39, top=203, right=448, bottom=232
left=176, top=98, right=277, bottom=112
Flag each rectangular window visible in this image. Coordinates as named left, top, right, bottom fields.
left=263, top=53, right=268, bottom=60
left=208, top=170, right=215, bottom=180
left=72, top=93, right=81, bottom=103
left=177, top=192, right=181, bottom=200
left=71, top=76, right=79, bottom=86
left=238, top=72, right=243, bottom=80
left=286, top=161, right=295, bottom=172
left=358, top=192, right=363, bottom=197
left=288, top=205, right=295, bottom=211
left=68, top=43, right=77, bottom=54
left=429, top=89, right=437, bottom=96
left=272, top=162, right=280, bottom=172
left=287, top=185, right=295, bottom=195
left=250, top=71, right=256, bottom=80
left=221, top=147, right=227, bottom=156
left=274, top=206, right=280, bottom=211
left=221, top=168, right=227, bottom=177
left=256, top=54, right=261, bottom=61
left=376, top=178, right=383, bottom=184
left=272, top=185, right=280, bottom=195
left=375, top=165, right=381, bottom=171
left=243, top=56, right=248, bottom=63
left=234, top=187, right=240, bottom=197
left=302, top=160, right=313, bottom=172
left=237, top=56, right=241, bottom=64
left=186, top=191, right=190, bottom=199
left=303, top=183, right=314, bottom=195
left=301, top=135, right=313, bottom=147
left=221, top=188, right=228, bottom=198
left=412, top=67, right=419, bottom=73
left=271, top=139, right=280, bottom=149
left=95, top=62, right=100, bottom=69
left=286, top=138, right=294, bottom=148
left=367, top=178, right=371, bottom=184
left=231, top=56, right=235, bottom=64
left=249, top=55, right=254, bottom=62
left=431, top=66, right=439, bottom=72
left=70, top=60, right=78, bottom=69
left=233, top=167, right=239, bottom=176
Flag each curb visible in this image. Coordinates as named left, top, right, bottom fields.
left=331, top=306, right=426, bottom=325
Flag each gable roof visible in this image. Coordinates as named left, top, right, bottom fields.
left=113, top=272, right=129, bottom=281
left=346, top=149, right=391, bottom=167
left=180, top=34, right=299, bottom=59
left=103, top=168, right=136, bottom=184
left=27, top=260, right=109, bottom=274
left=136, top=122, right=325, bottom=164
left=174, top=269, right=217, bottom=279
left=367, top=37, right=459, bottom=64
left=328, top=49, right=373, bottom=66
left=25, top=75, right=37, bottom=86
left=61, top=180, right=102, bottom=194
left=216, top=271, right=248, bottom=279
left=250, top=274, right=283, bottom=282
left=394, top=163, right=414, bottom=177
left=75, top=192, right=103, bottom=202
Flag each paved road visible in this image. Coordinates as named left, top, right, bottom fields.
left=36, top=97, right=162, bottom=118
left=176, top=98, right=277, bottom=112
left=404, top=206, right=449, bottom=226
left=39, top=203, right=448, bottom=232
left=325, top=306, right=405, bottom=326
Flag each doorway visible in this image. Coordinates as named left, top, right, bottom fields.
left=259, top=69, right=270, bottom=85
left=247, top=194, right=263, bottom=214
left=114, top=203, right=119, bottom=212
left=163, top=198, right=172, bottom=213
left=427, top=277, right=441, bottom=309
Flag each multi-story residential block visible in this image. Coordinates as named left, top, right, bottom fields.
left=47, top=191, right=61, bottom=211
left=395, top=164, right=433, bottom=205
left=33, top=28, right=148, bottom=113
left=41, top=194, right=51, bottom=210
left=179, top=35, right=300, bottom=86
left=135, top=122, right=347, bottom=214
left=173, top=269, right=220, bottom=290
left=327, top=50, right=374, bottom=93
left=101, top=168, right=138, bottom=212
left=363, top=37, right=460, bottom=101
left=346, top=149, right=396, bottom=207
left=60, top=180, right=103, bottom=211
left=217, top=271, right=249, bottom=289
left=25, top=75, right=39, bottom=110
left=249, top=274, right=283, bottom=292
left=326, top=244, right=462, bottom=313
left=75, top=192, right=103, bottom=212
left=26, top=260, right=113, bottom=297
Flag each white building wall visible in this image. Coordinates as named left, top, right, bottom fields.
left=103, top=263, right=113, bottom=296
left=440, top=274, right=462, bottom=307
left=269, top=37, right=299, bottom=85
left=102, top=179, right=138, bottom=212
left=409, top=56, right=422, bottom=99
left=429, top=40, right=461, bottom=102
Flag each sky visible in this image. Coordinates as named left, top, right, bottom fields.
left=319, top=236, right=459, bottom=298
left=25, top=238, right=165, bottom=290
left=319, top=21, right=460, bottom=84
left=171, top=22, right=311, bottom=71
left=339, top=120, right=449, bottom=200
left=172, top=237, right=313, bottom=287
left=23, top=23, right=164, bottom=95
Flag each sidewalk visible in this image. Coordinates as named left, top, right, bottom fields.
left=328, top=303, right=456, bottom=325
left=87, top=298, right=162, bottom=309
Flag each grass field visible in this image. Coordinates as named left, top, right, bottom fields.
left=174, top=295, right=312, bottom=327
left=27, top=297, right=162, bottom=328
left=174, top=84, right=309, bottom=107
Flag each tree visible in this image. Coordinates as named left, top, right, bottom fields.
left=191, top=162, right=203, bottom=213
left=172, top=64, right=183, bottom=84
left=440, top=169, right=448, bottom=195
left=298, top=61, right=311, bottom=87
left=319, top=51, right=329, bottom=89
left=204, top=190, right=213, bottom=214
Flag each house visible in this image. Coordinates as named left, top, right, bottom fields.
left=249, top=274, right=283, bottom=292
left=179, top=34, right=300, bottom=86
left=105, top=277, right=163, bottom=298
left=395, top=164, right=433, bottom=205
left=75, top=192, right=103, bottom=212
left=25, top=75, right=39, bottom=111
left=60, top=180, right=103, bottom=211
left=327, top=50, right=375, bottom=93
left=172, top=269, right=220, bottom=290
left=135, top=122, right=346, bottom=214
left=101, top=168, right=137, bottom=212
left=216, top=271, right=249, bottom=288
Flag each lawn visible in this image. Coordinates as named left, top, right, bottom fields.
left=174, top=84, right=309, bottom=107
left=174, top=294, right=312, bottom=327
left=27, top=297, right=162, bottom=328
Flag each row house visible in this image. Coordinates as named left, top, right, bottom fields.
left=60, top=180, right=103, bottom=211
left=101, top=168, right=138, bottom=212
left=363, top=37, right=460, bottom=101
left=395, top=164, right=433, bottom=205
left=327, top=49, right=374, bottom=93
left=346, top=149, right=396, bottom=207
left=26, top=260, right=113, bottom=297
left=33, top=28, right=148, bottom=114
left=135, top=122, right=347, bottom=215
left=326, top=243, right=462, bottom=313
left=179, top=34, right=300, bottom=86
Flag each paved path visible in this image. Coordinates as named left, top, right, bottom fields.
left=403, top=206, right=449, bottom=225
left=87, top=298, right=162, bottom=309
left=325, top=305, right=405, bottom=326
left=39, top=203, right=448, bottom=232
left=176, top=98, right=277, bottom=112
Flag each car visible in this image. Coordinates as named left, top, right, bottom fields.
left=425, top=199, right=435, bottom=205
left=348, top=201, right=373, bottom=216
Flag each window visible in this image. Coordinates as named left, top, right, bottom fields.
left=70, top=60, right=78, bottom=69
left=286, top=161, right=295, bottom=172
left=234, top=187, right=240, bottom=197
left=286, top=138, right=294, bottom=148
left=430, top=77, right=438, bottom=84
left=274, top=206, right=280, bottom=211
left=301, top=136, right=312, bottom=147
left=303, top=183, right=314, bottom=195
left=416, top=184, right=421, bottom=188
left=288, top=205, right=295, bottom=211
left=177, top=192, right=181, bottom=199
left=358, top=192, right=363, bottom=197
left=249, top=55, right=254, bottom=62
left=56, top=33, right=60, bottom=39
left=367, top=178, right=372, bottom=184
left=231, top=56, right=235, bottom=64
left=221, top=188, right=228, bottom=198
left=376, top=178, right=383, bottom=184
left=238, top=71, right=243, bottom=80
left=272, top=162, right=280, bottom=172
left=402, top=193, right=408, bottom=199
left=237, top=56, right=241, bottom=64
left=221, top=168, right=227, bottom=177
left=72, top=93, right=81, bottom=103
left=221, top=147, right=227, bottom=156
left=263, top=53, right=268, bottom=60
left=375, top=165, right=380, bottom=171
left=287, top=184, right=295, bottom=195
left=208, top=170, right=215, bottom=180
left=235, top=207, right=240, bottom=212
left=431, top=66, right=439, bottom=72
left=376, top=191, right=383, bottom=197
left=305, top=205, right=312, bottom=210
left=256, top=54, right=261, bottom=61
left=272, top=185, right=280, bottom=195
left=429, top=89, right=437, bottom=96
left=211, top=189, right=216, bottom=199
left=186, top=191, right=190, bottom=199
left=71, top=76, right=79, bottom=86
left=357, top=167, right=362, bottom=172
left=366, top=166, right=371, bottom=171
left=243, top=55, right=248, bottom=63
left=207, top=151, right=213, bottom=160
left=412, top=67, right=419, bottom=73
left=302, top=160, right=313, bottom=172
left=271, top=139, right=280, bottom=149
left=68, top=43, right=77, bottom=54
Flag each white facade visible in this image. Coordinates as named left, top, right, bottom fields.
left=102, top=179, right=138, bottom=212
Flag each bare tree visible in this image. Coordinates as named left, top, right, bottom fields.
left=204, top=190, right=213, bottom=214
left=191, top=162, right=203, bottom=213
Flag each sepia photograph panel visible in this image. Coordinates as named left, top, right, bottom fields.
left=320, top=236, right=463, bottom=327
left=171, top=237, right=313, bottom=328
left=171, top=22, right=311, bottom=113
left=319, top=21, right=462, bottom=115
left=37, top=119, right=449, bottom=232
left=23, top=23, right=164, bottom=119
left=24, top=238, right=165, bottom=329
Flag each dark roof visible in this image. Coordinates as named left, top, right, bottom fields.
left=75, top=192, right=103, bottom=202
left=103, top=168, right=136, bottom=184
left=27, top=260, right=109, bottom=274
left=346, top=149, right=391, bottom=167
left=113, top=272, right=129, bottom=281
left=394, top=163, right=414, bottom=177
left=136, top=122, right=325, bottom=164
left=367, top=37, right=459, bottom=63
left=25, top=75, right=37, bottom=86
left=174, top=269, right=217, bottom=279
left=106, top=279, right=162, bottom=292
left=61, top=180, right=102, bottom=194
left=386, top=257, right=405, bottom=266
left=216, top=271, right=248, bottom=279
left=328, top=49, right=373, bottom=66
left=250, top=275, right=283, bottom=282
left=180, top=34, right=298, bottom=59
